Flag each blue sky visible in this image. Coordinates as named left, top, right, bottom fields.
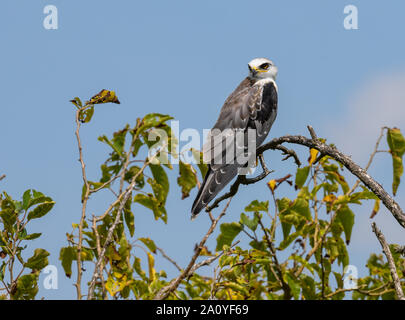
left=1, top=0, right=405, bottom=299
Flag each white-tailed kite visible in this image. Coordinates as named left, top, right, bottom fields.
left=191, top=57, right=278, bottom=218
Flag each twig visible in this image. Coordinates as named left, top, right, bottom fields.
left=156, top=247, right=182, bottom=272
left=91, top=215, right=107, bottom=299
left=153, top=199, right=232, bottom=300
left=187, top=241, right=240, bottom=277
left=325, top=284, right=367, bottom=299
left=119, top=120, right=141, bottom=194
left=206, top=154, right=273, bottom=212
left=0, top=174, right=5, bottom=182
left=351, top=126, right=386, bottom=193
left=272, top=145, right=301, bottom=167
left=74, top=107, right=90, bottom=300
left=371, top=223, right=405, bottom=300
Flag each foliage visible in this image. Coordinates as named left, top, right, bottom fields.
left=1, top=89, right=404, bottom=300
left=0, top=190, right=53, bottom=299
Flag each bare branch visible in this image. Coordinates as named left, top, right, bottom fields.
left=206, top=154, right=273, bottom=212
left=372, top=222, right=405, bottom=300
left=187, top=240, right=240, bottom=277
left=307, top=125, right=318, bottom=140
left=74, top=107, right=90, bottom=300
left=351, top=126, right=386, bottom=193
left=156, top=247, right=182, bottom=272
left=0, top=174, right=5, bottom=182
left=272, top=145, right=301, bottom=167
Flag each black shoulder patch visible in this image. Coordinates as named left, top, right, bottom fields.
left=247, top=81, right=278, bottom=127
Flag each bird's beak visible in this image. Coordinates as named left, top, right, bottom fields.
left=248, top=64, right=258, bottom=75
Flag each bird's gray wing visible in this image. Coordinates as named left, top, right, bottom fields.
left=192, top=78, right=271, bottom=217
left=202, top=78, right=264, bottom=169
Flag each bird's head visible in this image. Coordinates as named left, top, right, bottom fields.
left=248, top=57, right=278, bottom=81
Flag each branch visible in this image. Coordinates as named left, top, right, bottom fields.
left=257, top=127, right=405, bottom=229
left=0, top=174, right=5, bottom=182
left=350, top=126, right=387, bottom=193
left=74, top=107, right=90, bottom=300
left=187, top=240, right=240, bottom=277
left=371, top=222, right=405, bottom=300
left=156, top=247, right=182, bottom=272
left=272, top=145, right=301, bottom=167
left=206, top=154, right=273, bottom=212
left=153, top=199, right=232, bottom=300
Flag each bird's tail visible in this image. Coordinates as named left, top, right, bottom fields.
left=191, top=165, right=238, bottom=219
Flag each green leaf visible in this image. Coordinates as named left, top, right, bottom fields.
left=177, top=161, right=197, bottom=199
left=295, top=166, right=310, bottom=189
left=138, top=237, right=157, bottom=253
left=59, top=246, right=76, bottom=278
left=336, top=237, right=349, bottom=267
left=78, top=105, right=95, bottom=123
left=240, top=212, right=260, bottom=232
left=0, top=262, right=6, bottom=282
left=70, top=97, right=83, bottom=108
left=285, top=273, right=300, bottom=300
left=300, top=274, right=316, bottom=300
left=24, top=248, right=49, bottom=271
left=98, top=134, right=124, bottom=157
left=191, top=148, right=208, bottom=178
left=138, top=113, right=174, bottom=133
left=387, top=128, right=405, bottom=195
left=22, top=189, right=53, bottom=211
left=244, top=200, right=268, bottom=213
left=291, top=198, right=312, bottom=221
left=133, top=257, right=147, bottom=281
left=0, top=208, right=16, bottom=233
left=336, top=205, right=355, bottom=244
left=22, top=233, right=42, bottom=241
left=124, top=165, right=145, bottom=188
left=12, top=274, right=38, bottom=300
left=370, top=199, right=380, bottom=219
left=216, top=222, right=243, bottom=251
left=27, top=201, right=55, bottom=221
left=133, top=193, right=167, bottom=223
left=278, top=231, right=300, bottom=250
left=124, top=208, right=135, bottom=237
left=150, top=164, right=169, bottom=203
left=86, top=89, right=120, bottom=105
left=131, top=138, right=144, bottom=158
left=277, top=198, right=293, bottom=239
left=387, top=128, right=405, bottom=155
left=111, top=125, right=129, bottom=155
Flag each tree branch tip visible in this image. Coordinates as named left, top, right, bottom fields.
left=307, top=125, right=318, bottom=140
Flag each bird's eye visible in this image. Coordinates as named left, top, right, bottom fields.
left=260, top=63, right=270, bottom=70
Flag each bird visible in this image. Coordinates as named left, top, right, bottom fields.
left=191, top=57, right=279, bottom=218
